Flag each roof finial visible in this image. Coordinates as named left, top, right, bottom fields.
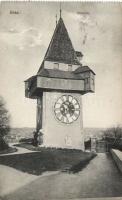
left=56, top=14, right=57, bottom=26
left=60, top=2, right=62, bottom=18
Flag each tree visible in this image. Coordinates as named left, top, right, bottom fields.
left=0, top=96, right=10, bottom=138
left=103, top=126, right=122, bottom=139
left=103, top=126, right=122, bottom=151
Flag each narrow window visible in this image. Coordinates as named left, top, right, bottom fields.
left=91, top=78, right=94, bottom=85
left=68, top=65, right=72, bottom=71
left=54, top=63, right=59, bottom=69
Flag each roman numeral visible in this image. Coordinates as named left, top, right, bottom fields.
left=55, top=108, right=60, bottom=112
left=69, top=95, right=73, bottom=102
left=56, top=112, right=62, bottom=119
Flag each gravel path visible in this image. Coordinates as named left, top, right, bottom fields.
left=3, top=153, right=122, bottom=200
left=0, top=144, right=38, bottom=156
left=0, top=165, right=37, bottom=196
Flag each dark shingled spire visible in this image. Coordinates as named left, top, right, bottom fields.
left=44, top=17, right=79, bottom=65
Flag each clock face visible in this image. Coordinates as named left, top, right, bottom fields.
left=54, top=95, right=80, bottom=124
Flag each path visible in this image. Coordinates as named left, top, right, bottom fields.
left=0, top=144, right=39, bottom=156
left=3, top=153, right=122, bottom=200
left=0, top=165, right=38, bottom=196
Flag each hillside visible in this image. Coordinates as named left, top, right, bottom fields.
left=6, top=128, right=35, bottom=143
left=83, top=128, right=106, bottom=140
left=9, top=128, right=35, bottom=138
left=5, top=127, right=106, bottom=143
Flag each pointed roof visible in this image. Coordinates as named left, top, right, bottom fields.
left=44, top=17, right=79, bottom=65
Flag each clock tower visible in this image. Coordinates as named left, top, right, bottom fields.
left=25, top=15, right=95, bottom=150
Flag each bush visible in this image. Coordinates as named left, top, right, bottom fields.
left=0, top=137, right=9, bottom=151
left=19, top=137, right=33, bottom=144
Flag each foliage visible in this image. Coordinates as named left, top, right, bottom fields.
left=0, top=139, right=17, bottom=153
left=103, top=126, right=122, bottom=151
left=103, top=126, right=122, bottom=139
left=0, top=96, right=10, bottom=138
left=0, top=137, right=9, bottom=151
left=19, top=137, right=33, bottom=144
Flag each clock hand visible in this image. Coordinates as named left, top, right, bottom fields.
left=66, top=115, right=69, bottom=123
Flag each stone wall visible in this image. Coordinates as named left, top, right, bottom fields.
left=110, top=149, right=122, bottom=173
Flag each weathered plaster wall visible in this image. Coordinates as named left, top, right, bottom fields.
left=44, top=60, right=79, bottom=71
left=42, top=91, right=84, bottom=150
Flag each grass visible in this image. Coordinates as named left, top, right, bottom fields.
left=0, top=147, right=17, bottom=155
left=0, top=143, right=96, bottom=175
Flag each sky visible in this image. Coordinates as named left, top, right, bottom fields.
left=0, top=2, right=122, bottom=128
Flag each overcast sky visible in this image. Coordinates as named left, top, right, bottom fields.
left=0, top=2, right=122, bottom=128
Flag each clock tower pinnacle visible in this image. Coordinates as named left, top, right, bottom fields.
left=60, top=2, right=62, bottom=18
